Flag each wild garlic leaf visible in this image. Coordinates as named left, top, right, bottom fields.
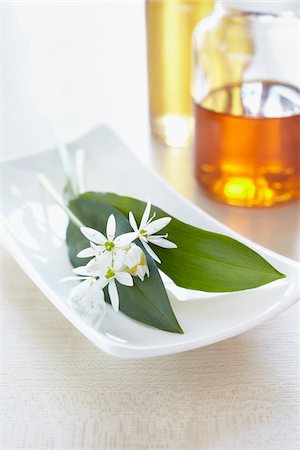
left=80, top=192, right=285, bottom=292
left=66, top=197, right=183, bottom=334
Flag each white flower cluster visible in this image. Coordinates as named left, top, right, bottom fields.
left=69, top=201, right=176, bottom=315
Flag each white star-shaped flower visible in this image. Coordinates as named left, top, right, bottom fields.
left=74, top=254, right=133, bottom=312
left=69, top=275, right=103, bottom=305
left=95, top=253, right=133, bottom=312
left=66, top=272, right=106, bottom=325
left=77, top=214, right=137, bottom=262
left=128, top=200, right=177, bottom=263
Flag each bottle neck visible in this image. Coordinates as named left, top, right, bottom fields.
left=218, top=0, right=299, bottom=15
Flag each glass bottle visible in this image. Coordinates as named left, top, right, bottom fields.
left=192, top=0, right=300, bottom=206
left=146, top=0, right=214, bottom=148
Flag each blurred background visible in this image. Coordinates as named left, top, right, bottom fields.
left=1, top=0, right=300, bottom=258
left=2, top=1, right=150, bottom=159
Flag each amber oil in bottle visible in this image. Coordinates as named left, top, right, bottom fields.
left=194, top=80, right=300, bottom=207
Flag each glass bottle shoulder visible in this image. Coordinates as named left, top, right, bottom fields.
left=193, top=7, right=299, bottom=49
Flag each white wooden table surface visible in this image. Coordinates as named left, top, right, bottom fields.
left=1, top=2, right=300, bottom=449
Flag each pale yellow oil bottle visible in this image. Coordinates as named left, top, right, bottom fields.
left=146, top=0, right=214, bottom=148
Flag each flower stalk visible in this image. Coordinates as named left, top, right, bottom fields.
left=38, top=173, right=84, bottom=229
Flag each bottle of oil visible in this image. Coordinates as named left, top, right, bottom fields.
left=193, top=1, right=300, bottom=206
left=146, top=0, right=214, bottom=148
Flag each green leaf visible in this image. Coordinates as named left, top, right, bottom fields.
left=80, top=192, right=285, bottom=292
left=66, top=197, right=183, bottom=334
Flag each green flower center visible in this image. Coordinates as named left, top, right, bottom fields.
left=140, top=229, right=148, bottom=237
left=105, top=268, right=115, bottom=279
left=105, top=241, right=115, bottom=251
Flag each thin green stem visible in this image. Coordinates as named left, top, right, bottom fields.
left=57, top=139, right=78, bottom=196
left=38, top=174, right=83, bottom=229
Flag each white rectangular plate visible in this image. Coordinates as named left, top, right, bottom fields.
left=1, top=125, right=300, bottom=358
